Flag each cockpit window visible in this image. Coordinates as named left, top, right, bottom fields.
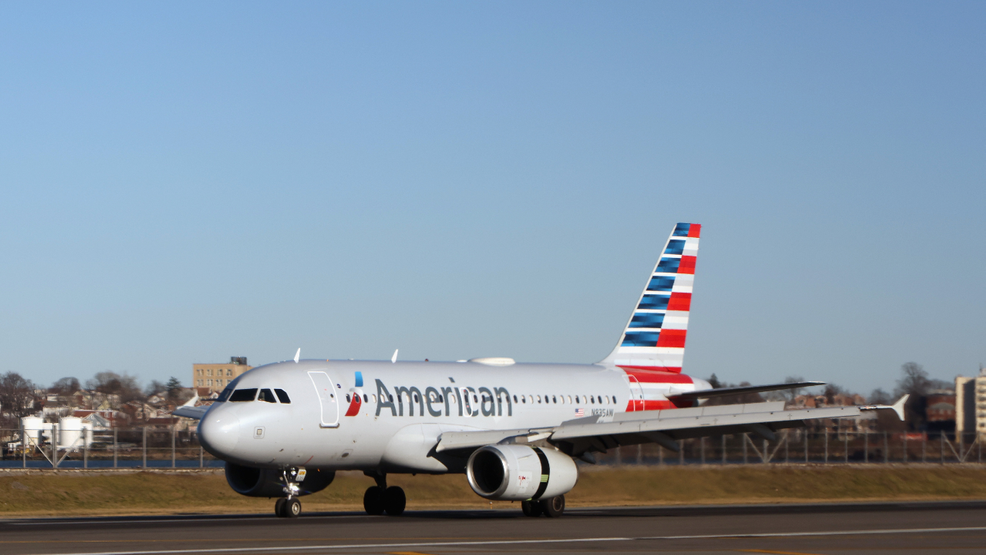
left=275, top=389, right=291, bottom=404
left=229, top=388, right=258, bottom=402
left=217, top=384, right=234, bottom=402
left=258, top=388, right=277, bottom=403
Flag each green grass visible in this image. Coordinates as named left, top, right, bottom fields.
left=2, top=465, right=985, bottom=517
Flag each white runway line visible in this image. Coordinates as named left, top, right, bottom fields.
left=45, top=525, right=986, bottom=555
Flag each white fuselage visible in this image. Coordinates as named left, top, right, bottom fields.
left=197, top=359, right=708, bottom=473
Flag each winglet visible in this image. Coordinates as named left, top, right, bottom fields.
left=859, top=394, right=909, bottom=421
left=391, top=349, right=398, bottom=364
left=892, top=394, right=909, bottom=421
left=294, top=348, right=301, bottom=363
left=181, top=392, right=199, bottom=408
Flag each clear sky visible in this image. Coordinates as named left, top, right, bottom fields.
left=1, top=2, right=983, bottom=396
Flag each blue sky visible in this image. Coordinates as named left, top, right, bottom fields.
left=1, top=2, right=983, bottom=395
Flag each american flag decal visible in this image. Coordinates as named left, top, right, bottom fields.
left=574, top=408, right=585, bottom=417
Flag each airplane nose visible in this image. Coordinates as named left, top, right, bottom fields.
left=198, top=410, right=240, bottom=458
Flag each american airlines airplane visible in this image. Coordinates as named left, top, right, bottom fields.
left=176, top=222, right=905, bottom=519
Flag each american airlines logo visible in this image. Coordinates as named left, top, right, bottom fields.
left=373, top=379, right=513, bottom=418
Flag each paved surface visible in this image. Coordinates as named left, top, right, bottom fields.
left=2, top=501, right=985, bottom=555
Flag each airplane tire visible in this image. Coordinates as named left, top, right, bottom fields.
left=521, top=500, right=539, bottom=517
left=274, top=498, right=287, bottom=518
left=363, top=486, right=385, bottom=515
left=383, top=486, right=406, bottom=516
left=539, top=495, right=564, bottom=518
left=285, top=498, right=302, bottom=518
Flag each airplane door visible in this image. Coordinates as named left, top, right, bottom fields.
left=308, top=371, right=340, bottom=428
left=627, top=375, right=644, bottom=411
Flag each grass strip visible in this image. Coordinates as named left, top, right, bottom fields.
left=2, top=465, right=986, bottom=517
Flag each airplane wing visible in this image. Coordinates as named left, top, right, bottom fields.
left=435, top=396, right=908, bottom=458
left=666, top=381, right=825, bottom=403
left=172, top=392, right=209, bottom=420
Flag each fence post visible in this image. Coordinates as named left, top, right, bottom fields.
left=21, top=422, right=26, bottom=468
left=658, top=444, right=663, bottom=466
left=903, top=433, right=908, bottom=463
left=883, top=432, right=889, bottom=463
left=113, top=428, right=118, bottom=468
left=83, top=427, right=88, bottom=469
left=679, top=441, right=685, bottom=465
left=52, top=423, right=59, bottom=469
left=199, top=441, right=204, bottom=468
left=824, top=430, right=829, bottom=464
left=722, top=435, right=727, bottom=464
left=940, top=434, right=944, bottom=464
left=171, top=424, right=176, bottom=468
left=922, top=435, right=926, bottom=463
left=804, top=431, right=808, bottom=463
left=844, top=431, right=848, bottom=463
left=142, top=426, right=147, bottom=468
left=785, top=431, right=790, bottom=463
left=743, top=434, right=748, bottom=464
left=700, top=437, right=705, bottom=465
left=864, top=430, right=869, bottom=463
left=637, top=444, right=642, bottom=465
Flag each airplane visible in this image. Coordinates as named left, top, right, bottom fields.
left=176, top=222, right=907, bottom=519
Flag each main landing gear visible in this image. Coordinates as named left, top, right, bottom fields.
left=521, top=495, right=565, bottom=518
left=274, top=468, right=305, bottom=518
left=362, top=472, right=406, bottom=516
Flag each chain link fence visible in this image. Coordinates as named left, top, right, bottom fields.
left=0, top=427, right=224, bottom=468
left=1, top=427, right=982, bottom=469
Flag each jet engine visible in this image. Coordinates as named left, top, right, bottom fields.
left=224, top=462, right=335, bottom=497
left=466, top=444, right=578, bottom=501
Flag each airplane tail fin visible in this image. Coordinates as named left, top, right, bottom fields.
left=600, top=222, right=700, bottom=373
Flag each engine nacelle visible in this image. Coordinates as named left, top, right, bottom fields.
left=466, top=444, right=578, bottom=501
left=224, top=462, right=335, bottom=498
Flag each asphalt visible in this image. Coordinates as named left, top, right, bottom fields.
left=2, top=501, right=985, bottom=555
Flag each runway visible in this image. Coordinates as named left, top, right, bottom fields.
left=2, top=501, right=984, bottom=555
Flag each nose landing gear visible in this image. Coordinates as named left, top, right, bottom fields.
left=274, top=468, right=306, bottom=518
left=362, top=471, right=406, bottom=516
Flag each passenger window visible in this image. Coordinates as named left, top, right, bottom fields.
left=567, top=395, right=572, bottom=404
left=275, top=389, right=291, bottom=404
left=612, top=395, right=617, bottom=404
left=346, top=394, right=351, bottom=403
left=536, top=395, right=542, bottom=404
left=363, top=394, right=368, bottom=403
left=258, top=389, right=277, bottom=403
left=512, top=395, right=517, bottom=403
left=598, top=395, right=603, bottom=404
left=590, top=396, right=595, bottom=404
left=229, top=389, right=258, bottom=402
left=552, top=396, right=557, bottom=404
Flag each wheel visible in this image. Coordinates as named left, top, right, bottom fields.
left=383, top=486, right=406, bottom=516
left=539, top=495, right=564, bottom=518
left=274, top=498, right=287, bottom=518
left=285, top=498, right=302, bottom=518
left=521, top=500, right=540, bottom=517
left=363, top=486, right=385, bottom=515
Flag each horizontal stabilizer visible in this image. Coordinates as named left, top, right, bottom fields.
left=668, top=381, right=825, bottom=401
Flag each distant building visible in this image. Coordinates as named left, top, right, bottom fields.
left=193, top=356, right=251, bottom=393
left=926, top=390, right=956, bottom=422
left=955, top=368, right=986, bottom=440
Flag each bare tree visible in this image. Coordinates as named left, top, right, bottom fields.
left=50, top=377, right=80, bottom=396
left=894, top=362, right=930, bottom=398
left=0, top=372, right=36, bottom=425
left=868, top=388, right=891, bottom=404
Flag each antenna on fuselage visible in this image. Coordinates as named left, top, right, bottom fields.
left=294, top=348, right=301, bottom=363
left=391, top=349, right=398, bottom=363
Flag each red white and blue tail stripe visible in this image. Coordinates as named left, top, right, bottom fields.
left=600, top=223, right=701, bottom=410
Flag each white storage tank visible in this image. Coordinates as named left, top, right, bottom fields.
left=20, top=416, right=44, bottom=447
left=57, top=416, right=93, bottom=450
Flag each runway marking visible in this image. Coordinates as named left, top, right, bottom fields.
left=34, top=526, right=986, bottom=555
left=386, top=552, right=437, bottom=555
left=739, top=550, right=823, bottom=555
